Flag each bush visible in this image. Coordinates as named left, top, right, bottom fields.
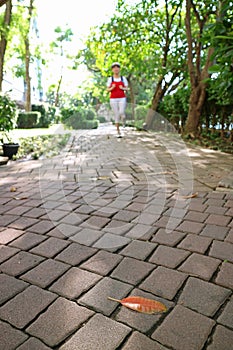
left=0, top=93, right=17, bottom=133
left=135, top=105, right=148, bottom=121
left=32, top=104, right=57, bottom=128
left=17, top=112, right=40, bottom=129
left=97, top=116, right=106, bottom=123
left=84, top=108, right=96, bottom=120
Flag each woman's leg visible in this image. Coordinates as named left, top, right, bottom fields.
left=110, top=99, right=121, bottom=134
left=119, top=98, right=127, bottom=126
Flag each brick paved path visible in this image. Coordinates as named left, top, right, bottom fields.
left=0, top=125, right=233, bottom=350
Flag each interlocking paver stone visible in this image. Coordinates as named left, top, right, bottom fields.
left=82, top=215, right=110, bottom=228
left=112, top=209, right=138, bottom=222
left=55, top=243, right=97, bottom=265
left=0, top=245, right=19, bottom=263
left=206, top=325, right=233, bottom=350
left=149, top=245, right=190, bottom=268
left=0, top=214, right=18, bottom=226
left=209, top=240, right=233, bottom=262
left=79, top=277, right=132, bottom=316
left=0, top=251, right=44, bottom=276
left=215, top=262, right=233, bottom=289
left=69, top=228, right=103, bottom=246
left=93, top=233, right=130, bottom=252
left=200, top=224, right=229, bottom=240
left=21, top=259, right=70, bottom=288
left=225, top=228, right=233, bottom=243
left=103, top=220, right=133, bottom=235
left=80, top=250, right=123, bottom=275
left=0, top=228, right=24, bottom=244
left=125, top=224, right=155, bottom=239
left=111, top=257, right=154, bottom=284
left=178, top=277, right=231, bottom=316
left=178, top=233, right=212, bottom=253
left=50, top=267, right=102, bottom=299
left=16, top=337, right=51, bottom=350
left=122, top=331, right=169, bottom=350
left=217, top=296, right=233, bottom=329
left=120, top=240, right=156, bottom=260
left=151, top=228, right=185, bottom=246
left=178, top=253, right=221, bottom=280
left=0, top=320, right=28, bottom=350
left=116, top=288, right=174, bottom=333
left=205, top=214, right=231, bottom=226
left=8, top=232, right=47, bottom=250
left=176, top=220, right=204, bottom=234
left=59, top=313, right=130, bottom=350
left=0, top=274, right=28, bottom=305
left=30, top=237, right=70, bottom=258
left=26, top=297, right=94, bottom=347
left=140, top=266, right=187, bottom=300
left=0, top=285, right=57, bottom=328
left=184, top=210, right=209, bottom=222
left=152, top=305, right=215, bottom=350
left=55, top=223, right=80, bottom=237
left=28, top=220, right=55, bottom=234
left=9, top=217, right=39, bottom=230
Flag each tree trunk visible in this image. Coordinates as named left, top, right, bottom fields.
left=145, top=78, right=167, bottom=129
left=24, top=0, right=33, bottom=112
left=0, top=0, right=9, bottom=7
left=127, top=76, right=135, bottom=120
left=55, top=75, right=62, bottom=107
left=0, top=0, right=12, bottom=91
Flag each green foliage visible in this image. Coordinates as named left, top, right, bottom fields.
left=17, top=112, right=40, bottom=129
left=135, top=105, right=148, bottom=121
left=97, top=116, right=106, bottom=123
left=0, top=93, right=17, bottom=134
left=60, top=105, right=98, bottom=130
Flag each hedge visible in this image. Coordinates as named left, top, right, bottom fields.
left=17, top=112, right=41, bottom=129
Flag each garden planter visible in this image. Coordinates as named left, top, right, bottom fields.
left=3, top=143, right=19, bottom=159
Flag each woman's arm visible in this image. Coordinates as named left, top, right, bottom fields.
left=107, top=84, right=116, bottom=92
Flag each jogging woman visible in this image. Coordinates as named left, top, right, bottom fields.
left=107, top=62, right=128, bottom=137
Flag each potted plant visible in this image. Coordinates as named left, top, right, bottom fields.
left=0, top=93, right=19, bottom=159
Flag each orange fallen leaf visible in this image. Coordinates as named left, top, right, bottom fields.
left=108, top=296, right=167, bottom=314
left=180, top=192, right=198, bottom=199
left=13, top=197, right=28, bottom=200
left=10, top=186, right=17, bottom=192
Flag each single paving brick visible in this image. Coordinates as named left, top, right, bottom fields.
left=134, top=212, right=161, bottom=225
left=103, top=220, right=134, bottom=235
left=79, top=277, right=132, bottom=316
left=55, top=243, right=97, bottom=265
left=9, top=232, right=47, bottom=250
left=120, top=240, right=156, bottom=260
left=205, top=206, right=228, bottom=215
left=200, top=224, right=229, bottom=240
left=151, top=228, right=185, bottom=246
left=176, top=220, right=204, bottom=234
left=116, top=288, right=174, bottom=333
left=178, top=253, right=221, bottom=280
left=205, top=214, right=231, bottom=226
left=111, top=257, right=154, bottom=285
left=113, top=209, right=138, bottom=222
left=122, top=331, right=169, bottom=350
left=0, top=274, right=28, bottom=305
left=59, top=313, right=130, bottom=350
left=16, top=337, right=51, bottom=350
left=82, top=215, right=110, bottom=229
left=0, top=245, right=19, bottom=263
left=81, top=250, right=123, bottom=275
left=215, top=262, right=233, bottom=289
left=0, top=285, right=57, bottom=329
left=206, top=325, right=233, bottom=350
left=29, top=237, right=70, bottom=258
left=0, top=320, right=28, bottom=350
left=28, top=220, right=55, bottom=234
left=9, top=217, right=39, bottom=230
left=0, top=251, right=44, bottom=276
left=140, top=266, right=187, bottom=300
left=152, top=305, right=215, bottom=350
left=178, top=277, right=230, bottom=317
left=55, top=223, right=80, bottom=238
left=26, top=297, right=94, bottom=347
left=0, top=228, right=24, bottom=244
left=69, top=228, right=103, bottom=246
left=225, top=229, right=233, bottom=243
left=125, top=224, right=156, bottom=239
left=21, top=258, right=70, bottom=288
left=93, top=233, right=131, bottom=252
left=149, top=245, right=190, bottom=268
left=0, top=214, right=18, bottom=226
left=44, top=209, right=68, bottom=221
left=23, top=207, right=47, bottom=218
left=218, top=296, right=233, bottom=329
left=209, top=240, right=233, bottom=262
left=178, top=234, right=212, bottom=253
left=50, top=267, right=101, bottom=299
left=184, top=211, right=209, bottom=223
left=205, top=198, right=225, bottom=207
